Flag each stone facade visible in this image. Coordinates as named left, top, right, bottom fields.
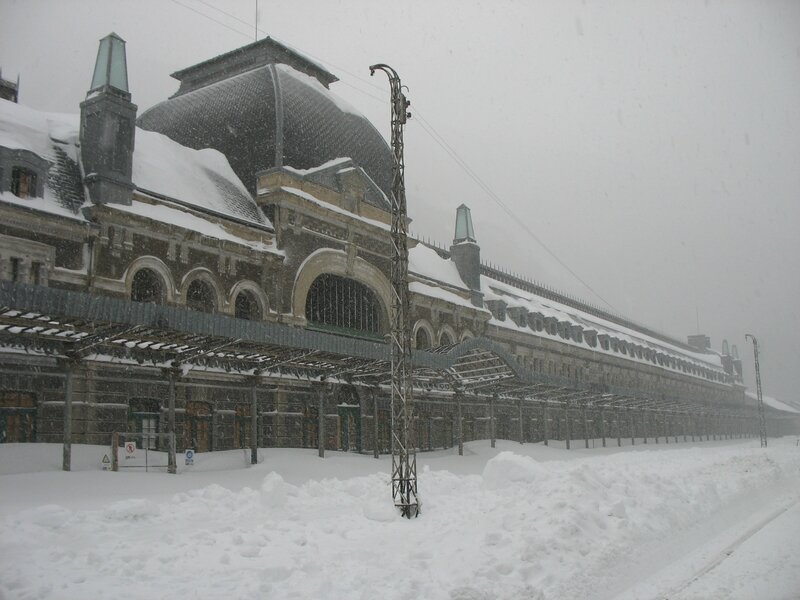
left=2, top=34, right=793, bottom=454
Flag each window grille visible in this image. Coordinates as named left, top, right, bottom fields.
left=235, top=291, right=260, bottom=320
left=131, top=269, right=165, bottom=304
left=186, top=279, right=216, bottom=313
left=305, top=274, right=383, bottom=335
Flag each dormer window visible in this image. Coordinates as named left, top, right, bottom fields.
left=11, top=167, right=37, bottom=199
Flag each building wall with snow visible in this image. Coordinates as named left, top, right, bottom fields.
left=1, top=35, right=793, bottom=452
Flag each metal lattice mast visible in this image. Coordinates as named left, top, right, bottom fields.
left=370, top=63, right=418, bottom=518
left=745, top=334, right=768, bottom=447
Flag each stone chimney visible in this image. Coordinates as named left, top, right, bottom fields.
left=449, top=204, right=483, bottom=307
left=687, top=334, right=711, bottom=352
left=80, top=33, right=137, bottom=205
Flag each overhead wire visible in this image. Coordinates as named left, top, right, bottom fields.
left=168, top=0, right=618, bottom=312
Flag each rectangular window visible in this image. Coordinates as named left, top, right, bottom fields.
left=31, top=262, right=41, bottom=285
left=11, top=168, right=36, bottom=199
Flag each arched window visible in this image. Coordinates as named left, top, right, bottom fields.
left=439, top=331, right=453, bottom=346
left=131, top=268, right=165, bottom=304
left=234, top=290, right=260, bottom=321
left=305, top=274, right=383, bottom=336
left=415, top=327, right=431, bottom=350
left=186, top=279, right=216, bottom=313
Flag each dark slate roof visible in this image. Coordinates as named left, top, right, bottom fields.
left=48, top=144, right=86, bottom=213
left=137, top=59, right=393, bottom=200
left=0, top=100, right=86, bottom=218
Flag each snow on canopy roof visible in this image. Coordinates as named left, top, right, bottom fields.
left=409, top=244, right=470, bottom=291
left=133, top=128, right=269, bottom=228
left=0, top=100, right=86, bottom=216
left=745, top=391, right=799, bottom=414
left=482, top=274, right=725, bottom=374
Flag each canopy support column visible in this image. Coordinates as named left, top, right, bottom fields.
left=61, top=358, right=76, bottom=472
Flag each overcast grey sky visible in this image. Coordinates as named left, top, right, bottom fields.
left=1, top=0, right=798, bottom=403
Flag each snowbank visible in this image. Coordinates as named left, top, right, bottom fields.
left=1, top=439, right=798, bottom=600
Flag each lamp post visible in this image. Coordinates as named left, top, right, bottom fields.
left=745, top=334, right=767, bottom=447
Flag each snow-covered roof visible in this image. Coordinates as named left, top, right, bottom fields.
left=263, top=184, right=390, bottom=232
left=108, top=199, right=281, bottom=255
left=401, top=240, right=727, bottom=380
left=279, top=156, right=390, bottom=211
left=409, top=244, right=469, bottom=291
left=0, top=100, right=86, bottom=216
left=409, top=281, right=487, bottom=313
left=745, top=391, right=799, bottom=414
left=0, top=99, right=268, bottom=230
left=275, top=64, right=359, bottom=115
left=132, top=128, right=268, bottom=227
left=482, top=274, right=726, bottom=377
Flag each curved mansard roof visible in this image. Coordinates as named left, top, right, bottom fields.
left=138, top=44, right=394, bottom=207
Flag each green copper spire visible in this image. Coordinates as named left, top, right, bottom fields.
left=454, top=203, right=476, bottom=243
left=90, top=33, right=129, bottom=94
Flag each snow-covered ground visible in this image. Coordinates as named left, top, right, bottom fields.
left=1, top=437, right=799, bottom=600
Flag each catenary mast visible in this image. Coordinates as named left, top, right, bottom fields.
left=370, top=63, right=419, bottom=518
left=745, top=334, right=768, bottom=447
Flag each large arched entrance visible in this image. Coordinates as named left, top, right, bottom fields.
left=305, top=274, right=386, bottom=338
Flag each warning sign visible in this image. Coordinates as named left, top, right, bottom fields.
left=185, top=448, right=194, bottom=466
left=124, top=441, right=137, bottom=460
left=101, top=454, right=110, bottom=470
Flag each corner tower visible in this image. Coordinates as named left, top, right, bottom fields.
left=79, top=33, right=137, bottom=205
left=450, top=204, right=483, bottom=307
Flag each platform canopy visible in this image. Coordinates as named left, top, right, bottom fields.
left=0, top=281, right=752, bottom=416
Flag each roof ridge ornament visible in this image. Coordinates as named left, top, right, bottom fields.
left=454, top=203, right=476, bottom=243
left=89, top=32, right=130, bottom=98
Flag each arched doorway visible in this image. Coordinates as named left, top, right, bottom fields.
left=184, top=401, right=212, bottom=452
left=336, top=386, right=361, bottom=452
